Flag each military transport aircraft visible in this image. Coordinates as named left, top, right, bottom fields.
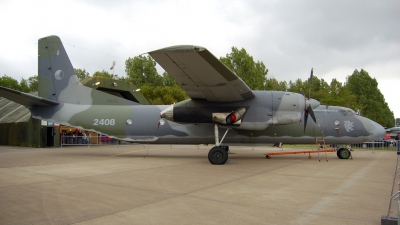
left=0, top=35, right=385, bottom=164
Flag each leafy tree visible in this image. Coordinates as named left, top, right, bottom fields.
left=318, top=78, right=360, bottom=109
left=345, top=69, right=394, bottom=127
left=287, top=75, right=327, bottom=99
left=124, top=55, right=185, bottom=104
left=0, top=74, right=39, bottom=93
left=285, top=76, right=363, bottom=112
left=0, top=75, right=21, bottom=90
left=396, top=118, right=400, bottom=127
left=19, top=78, right=30, bottom=93
left=162, top=72, right=178, bottom=87
left=287, top=78, right=304, bottom=93
left=74, top=68, right=90, bottom=81
left=92, top=70, right=115, bottom=79
left=27, top=75, right=38, bottom=92
left=307, top=77, right=330, bottom=102
left=220, top=47, right=268, bottom=90
left=125, top=55, right=163, bottom=87
left=266, top=78, right=287, bottom=91
left=140, top=84, right=188, bottom=105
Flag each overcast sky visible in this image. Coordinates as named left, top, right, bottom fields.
left=1, top=0, right=399, bottom=120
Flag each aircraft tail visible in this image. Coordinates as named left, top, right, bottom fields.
left=38, top=35, right=132, bottom=105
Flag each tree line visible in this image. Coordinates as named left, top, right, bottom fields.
left=0, top=47, right=395, bottom=127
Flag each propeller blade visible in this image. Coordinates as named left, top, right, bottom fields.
left=307, top=104, right=317, bottom=123
left=304, top=110, right=308, bottom=132
left=308, top=68, right=313, bottom=99
left=303, top=104, right=317, bottom=133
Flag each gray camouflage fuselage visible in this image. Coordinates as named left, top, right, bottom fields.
left=30, top=101, right=383, bottom=146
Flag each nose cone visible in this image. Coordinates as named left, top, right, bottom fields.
left=306, top=98, right=320, bottom=109
left=365, top=119, right=385, bottom=141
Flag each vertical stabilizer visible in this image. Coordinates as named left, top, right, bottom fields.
left=37, top=36, right=133, bottom=106
left=38, top=36, right=85, bottom=103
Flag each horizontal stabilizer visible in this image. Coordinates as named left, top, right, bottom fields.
left=0, top=86, right=59, bottom=107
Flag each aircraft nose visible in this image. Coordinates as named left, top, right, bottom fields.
left=366, top=119, right=385, bottom=141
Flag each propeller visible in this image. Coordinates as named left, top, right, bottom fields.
left=303, top=68, right=317, bottom=132
left=304, top=104, right=317, bottom=132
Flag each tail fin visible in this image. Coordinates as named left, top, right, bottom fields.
left=38, top=36, right=83, bottom=103
left=38, top=35, right=132, bottom=105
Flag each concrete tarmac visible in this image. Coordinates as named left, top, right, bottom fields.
left=0, top=145, right=398, bottom=225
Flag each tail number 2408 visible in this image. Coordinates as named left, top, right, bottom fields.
left=93, top=119, right=115, bottom=126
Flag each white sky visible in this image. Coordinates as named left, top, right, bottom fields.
left=0, top=0, right=399, bottom=120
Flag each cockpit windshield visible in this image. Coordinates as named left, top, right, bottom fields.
left=340, top=109, right=356, bottom=116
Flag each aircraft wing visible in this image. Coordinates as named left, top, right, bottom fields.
left=148, top=45, right=255, bottom=102
left=0, top=86, right=59, bottom=107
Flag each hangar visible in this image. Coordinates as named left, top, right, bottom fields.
left=0, top=77, right=148, bottom=147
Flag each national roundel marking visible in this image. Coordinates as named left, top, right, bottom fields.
left=54, top=70, right=64, bottom=80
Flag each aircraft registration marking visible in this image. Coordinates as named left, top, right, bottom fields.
left=93, top=119, right=115, bottom=126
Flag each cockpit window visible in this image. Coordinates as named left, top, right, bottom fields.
left=340, top=110, right=355, bottom=116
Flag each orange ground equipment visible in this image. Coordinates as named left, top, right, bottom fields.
left=265, top=137, right=335, bottom=161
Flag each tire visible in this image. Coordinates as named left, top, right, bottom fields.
left=336, top=150, right=341, bottom=159
left=208, top=147, right=228, bottom=165
left=337, top=148, right=351, bottom=159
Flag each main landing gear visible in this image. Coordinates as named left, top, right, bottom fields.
left=208, top=146, right=229, bottom=164
left=208, top=125, right=231, bottom=165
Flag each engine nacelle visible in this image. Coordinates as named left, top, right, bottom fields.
left=226, top=107, right=246, bottom=125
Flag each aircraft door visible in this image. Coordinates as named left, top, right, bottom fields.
left=47, top=127, right=55, bottom=147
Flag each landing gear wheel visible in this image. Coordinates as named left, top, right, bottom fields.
left=337, top=148, right=351, bottom=159
left=208, top=147, right=228, bottom=165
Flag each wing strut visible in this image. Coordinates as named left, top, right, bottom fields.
left=214, top=124, right=230, bottom=146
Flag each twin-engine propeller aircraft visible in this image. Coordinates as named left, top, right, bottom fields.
left=0, top=36, right=385, bottom=164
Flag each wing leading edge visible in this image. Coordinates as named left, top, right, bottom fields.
left=149, top=45, right=255, bottom=102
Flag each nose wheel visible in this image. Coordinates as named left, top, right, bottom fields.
left=337, top=148, right=352, bottom=159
